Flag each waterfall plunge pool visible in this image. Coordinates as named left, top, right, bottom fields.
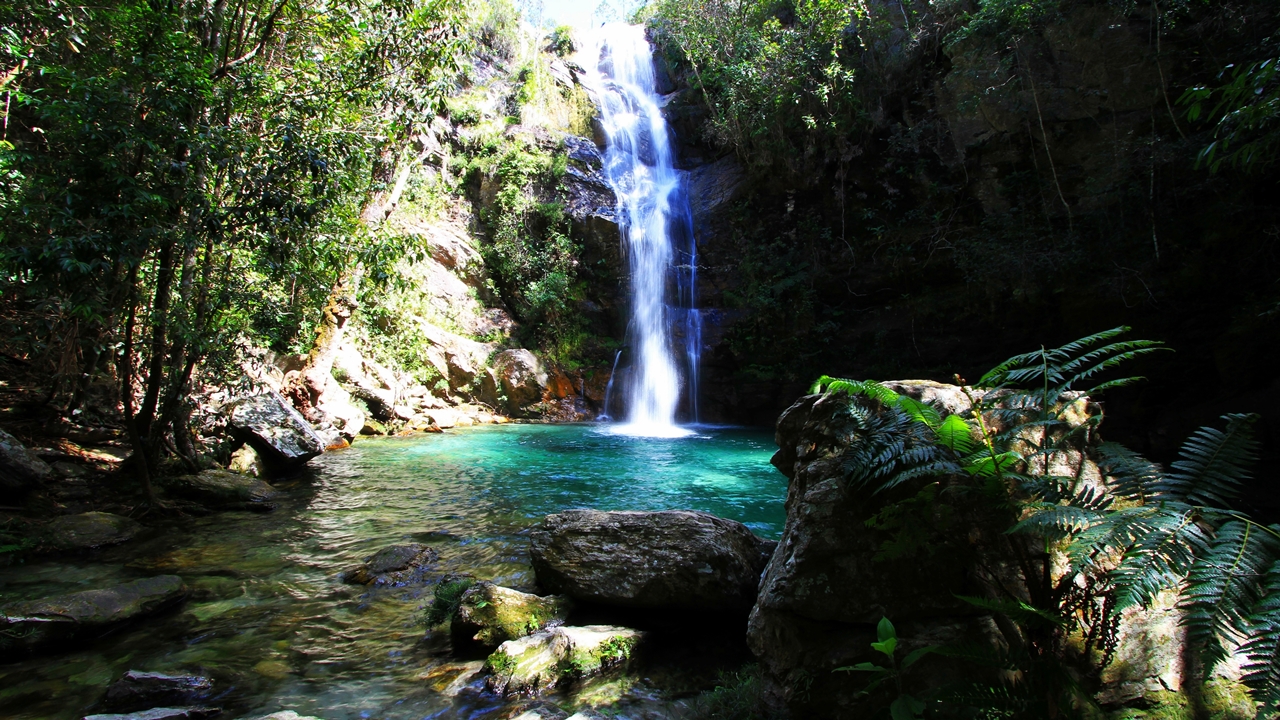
left=0, top=424, right=787, bottom=719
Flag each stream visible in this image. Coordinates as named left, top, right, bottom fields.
left=0, top=424, right=786, bottom=719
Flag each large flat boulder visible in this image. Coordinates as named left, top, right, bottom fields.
left=161, top=469, right=278, bottom=509
left=0, top=575, right=188, bottom=659
left=451, top=581, right=572, bottom=649
left=225, top=391, right=325, bottom=472
left=494, top=349, right=548, bottom=411
left=38, top=512, right=143, bottom=552
left=529, top=509, right=774, bottom=611
left=0, top=427, right=53, bottom=493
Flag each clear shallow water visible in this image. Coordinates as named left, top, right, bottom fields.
left=0, top=424, right=786, bottom=719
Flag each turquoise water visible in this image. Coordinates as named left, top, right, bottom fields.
left=0, top=424, right=786, bottom=719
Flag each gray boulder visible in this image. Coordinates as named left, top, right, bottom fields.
left=225, top=391, right=325, bottom=472
left=340, top=543, right=438, bottom=586
left=38, top=512, right=142, bottom=552
left=484, top=625, right=644, bottom=696
left=161, top=469, right=278, bottom=508
left=102, top=671, right=214, bottom=712
left=0, top=427, right=53, bottom=493
left=493, top=349, right=548, bottom=410
left=0, top=575, right=188, bottom=659
left=451, top=581, right=572, bottom=649
left=530, top=509, right=774, bottom=611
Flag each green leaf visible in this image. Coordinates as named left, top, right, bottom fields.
left=834, top=662, right=888, bottom=673
left=890, top=694, right=926, bottom=720
left=935, top=413, right=975, bottom=454
left=877, top=616, right=896, bottom=643
left=871, top=637, right=898, bottom=657
left=901, top=645, right=940, bottom=669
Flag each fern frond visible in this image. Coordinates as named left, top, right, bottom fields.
left=1096, top=442, right=1163, bottom=502
left=1155, top=413, right=1260, bottom=507
left=1183, top=520, right=1280, bottom=670
left=897, top=395, right=942, bottom=429
left=811, top=375, right=901, bottom=405
left=1240, top=560, right=1280, bottom=711
left=936, top=413, right=976, bottom=454
left=956, top=594, right=1065, bottom=627
left=1109, top=504, right=1210, bottom=611
left=1010, top=503, right=1107, bottom=540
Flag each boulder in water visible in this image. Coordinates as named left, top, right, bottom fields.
left=0, top=427, right=53, bottom=493
left=84, top=709, right=221, bottom=720
left=224, top=391, right=325, bottom=472
left=493, top=349, right=548, bottom=411
left=340, top=543, right=438, bottom=586
left=0, top=575, right=188, bottom=659
left=530, top=509, right=774, bottom=611
left=228, top=444, right=265, bottom=477
left=484, top=625, right=644, bottom=696
left=102, top=671, right=215, bottom=712
left=162, top=469, right=278, bottom=509
left=451, top=581, right=572, bottom=649
left=38, top=512, right=142, bottom=552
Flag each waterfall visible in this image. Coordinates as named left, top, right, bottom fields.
left=582, top=24, right=700, bottom=437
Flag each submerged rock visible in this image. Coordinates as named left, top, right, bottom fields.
left=102, top=671, right=214, bottom=712
left=38, top=512, right=142, bottom=552
left=0, top=575, right=188, bottom=659
left=530, top=509, right=774, bottom=611
left=484, top=625, right=644, bottom=696
left=0, top=427, right=53, bottom=493
left=340, top=543, right=438, bottom=586
left=161, top=469, right=278, bottom=509
left=224, top=391, right=325, bottom=472
left=451, top=581, right=572, bottom=649
left=84, top=709, right=220, bottom=720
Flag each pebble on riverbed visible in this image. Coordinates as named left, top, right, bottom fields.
left=339, top=543, right=439, bottom=586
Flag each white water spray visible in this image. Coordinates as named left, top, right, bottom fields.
left=582, top=24, right=701, bottom=438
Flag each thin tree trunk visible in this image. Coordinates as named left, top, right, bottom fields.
left=120, top=266, right=156, bottom=504
left=137, top=241, right=177, bottom=443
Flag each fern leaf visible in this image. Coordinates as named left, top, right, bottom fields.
left=956, top=594, right=1065, bottom=627
left=1184, top=519, right=1280, bottom=670
left=1109, top=504, right=1210, bottom=611
left=1010, top=503, right=1106, bottom=540
left=1155, top=413, right=1260, bottom=507
left=896, top=395, right=942, bottom=429
left=1096, top=442, right=1163, bottom=502
left=936, top=413, right=976, bottom=454
left=1240, top=559, right=1280, bottom=710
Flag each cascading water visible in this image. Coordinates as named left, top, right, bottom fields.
left=583, top=24, right=701, bottom=437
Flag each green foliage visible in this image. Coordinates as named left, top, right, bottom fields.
left=546, top=25, right=576, bottom=57
left=486, top=648, right=517, bottom=675
left=467, top=134, right=588, bottom=361
left=835, top=617, right=938, bottom=719
left=686, top=664, right=779, bottom=720
left=1182, top=47, right=1280, bottom=173
left=424, top=577, right=474, bottom=627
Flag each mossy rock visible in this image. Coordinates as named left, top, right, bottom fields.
left=451, top=581, right=572, bottom=649
left=161, top=469, right=278, bottom=507
left=483, top=625, right=644, bottom=696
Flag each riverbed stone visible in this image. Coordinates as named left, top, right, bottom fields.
left=84, top=709, right=221, bottom=720
left=0, top=575, right=188, bottom=659
left=224, top=391, right=325, bottom=472
left=529, top=509, right=774, bottom=611
left=340, top=543, right=438, bottom=586
left=0, top=427, right=53, bottom=493
left=38, top=512, right=142, bottom=552
left=451, top=581, right=572, bottom=649
left=484, top=625, right=644, bottom=696
left=161, top=469, right=278, bottom=508
left=245, top=713, right=324, bottom=720
left=228, top=444, right=265, bottom=477
left=102, top=671, right=215, bottom=711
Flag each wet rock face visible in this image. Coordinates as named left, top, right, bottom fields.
left=0, top=575, right=188, bottom=659
left=0, top=427, right=53, bottom=493
left=451, top=581, right=572, bottom=650
left=530, top=509, right=774, bottom=611
left=225, top=391, right=325, bottom=472
left=38, top=512, right=142, bottom=552
left=161, top=470, right=278, bottom=509
left=340, top=543, right=439, bottom=586
left=102, top=671, right=215, bottom=712
left=484, top=624, right=644, bottom=696
left=494, top=350, right=549, bottom=412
